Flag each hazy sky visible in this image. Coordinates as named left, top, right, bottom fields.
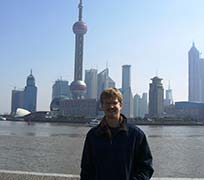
left=1, top=0, right=204, bottom=114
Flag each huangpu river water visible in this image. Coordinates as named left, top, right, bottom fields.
left=0, top=121, right=203, bottom=178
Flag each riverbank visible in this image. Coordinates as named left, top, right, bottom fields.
left=129, top=120, right=204, bottom=126
left=0, top=170, right=203, bottom=180
left=2, top=118, right=204, bottom=126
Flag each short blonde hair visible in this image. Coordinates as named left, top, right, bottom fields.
left=100, top=88, right=123, bottom=105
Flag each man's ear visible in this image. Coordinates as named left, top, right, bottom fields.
left=120, top=102, right=123, bottom=109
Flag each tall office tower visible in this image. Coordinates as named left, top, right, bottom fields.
left=200, top=58, right=204, bottom=102
left=108, top=77, right=116, bottom=88
left=70, top=0, right=87, bottom=99
left=97, top=68, right=109, bottom=99
left=164, top=81, right=173, bottom=106
left=52, top=79, right=70, bottom=100
left=11, top=89, right=24, bottom=114
left=96, top=68, right=116, bottom=99
left=149, top=76, right=164, bottom=118
left=24, top=70, right=37, bottom=112
left=121, top=65, right=133, bottom=118
left=188, top=43, right=204, bottom=102
left=133, top=93, right=148, bottom=118
left=122, top=65, right=131, bottom=92
left=85, top=69, right=97, bottom=99
left=134, top=94, right=140, bottom=117
left=140, top=93, right=148, bottom=118
left=122, top=87, right=133, bottom=118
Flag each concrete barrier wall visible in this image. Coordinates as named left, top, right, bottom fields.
left=0, top=170, right=203, bottom=180
left=0, top=170, right=79, bottom=180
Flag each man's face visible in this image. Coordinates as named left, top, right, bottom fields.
left=102, top=97, right=122, bottom=119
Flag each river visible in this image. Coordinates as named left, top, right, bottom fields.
left=0, top=121, right=203, bottom=178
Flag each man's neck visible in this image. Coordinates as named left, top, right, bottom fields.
left=106, top=116, right=120, bottom=128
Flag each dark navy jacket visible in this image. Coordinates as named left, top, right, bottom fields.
left=80, top=115, right=154, bottom=180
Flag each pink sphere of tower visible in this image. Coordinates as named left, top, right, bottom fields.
left=70, top=80, right=87, bottom=98
left=73, top=21, right=87, bottom=35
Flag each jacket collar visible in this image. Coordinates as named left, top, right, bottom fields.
left=96, top=114, right=128, bottom=138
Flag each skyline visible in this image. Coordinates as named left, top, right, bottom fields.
left=1, top=0, right=204, bottom=113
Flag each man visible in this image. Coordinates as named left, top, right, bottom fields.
left=80, top=88, right=154, bottom=180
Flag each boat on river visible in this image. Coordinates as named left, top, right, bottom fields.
left=88, top=119, right=100, bottom=127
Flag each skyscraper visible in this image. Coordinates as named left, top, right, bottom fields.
left=11, top=89, right=24, bottom=114
left=24, top=70, right=37, bottom=112
left=188, top=43, right=204, bottom=102
left=134, top=94, right=140, bottom=117
left=149, top=76, right=164, bottom=118
left=11, top=70, right=37, bottom=114
left=97, top=68, right=108, bottom=99
left=85, top=69, right=97, bottom=99
left=164, top=81, right=173, bottom=106
left=108, top=76, right=116, bottom=88
left=70, top=0, right=87, bottom=99
left=140, top=93, right=148, bottom=118
left=52, top=79, right=70, bottom=100
left=133, top=93, right=148, bottom=118
left=121, top=65, right=133, bottom=118
left=122, top=65, right=131, bottom=92
left=97, top=68, right=116, bottom=99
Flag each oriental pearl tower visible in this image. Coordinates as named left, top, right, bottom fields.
left=70, top=0, right=87, bottom=99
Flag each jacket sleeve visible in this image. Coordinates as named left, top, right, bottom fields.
left=80, top=132, right=94, bottom=180
left=132, top=131, right=154, bottom=180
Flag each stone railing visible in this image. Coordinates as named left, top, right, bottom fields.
left=0, top=170, right=203, bottom=180
left=0, top=170, right=79, bottom=180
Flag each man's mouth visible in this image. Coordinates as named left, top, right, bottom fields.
left=107, top=109, right=116, bottom=113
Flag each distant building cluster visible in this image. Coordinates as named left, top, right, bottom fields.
left=8, top=0, right=204, bottom=122
left=11, top=70, right=37, bottom=114
left=9, top=0, right=173, bottom=120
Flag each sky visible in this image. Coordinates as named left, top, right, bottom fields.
left=1, top=0, right=204, bottom=114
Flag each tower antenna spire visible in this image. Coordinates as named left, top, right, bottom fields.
left=168, top=80, right=171, bottom=90
left=106, top=60, right=108, bottom=69
left=78, top=0, right=83, bottom=21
